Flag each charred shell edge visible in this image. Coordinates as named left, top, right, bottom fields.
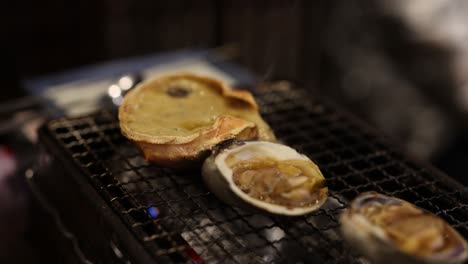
left=211, top=139, right=246, bottom=158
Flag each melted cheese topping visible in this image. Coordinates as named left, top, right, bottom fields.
left=123, top=78, right=274, bottom=139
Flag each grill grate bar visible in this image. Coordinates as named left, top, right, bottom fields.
left=89, top=115, right=196, bottom=262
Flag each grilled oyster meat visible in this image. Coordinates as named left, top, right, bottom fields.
left=340, top=192, right=468, bottom=264
left=202, top=141, right=328, bottom=216
left=119, top=73, right=275, bottom=168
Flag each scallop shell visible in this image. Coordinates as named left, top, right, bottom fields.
left=119, top=73, right=275, bottom=168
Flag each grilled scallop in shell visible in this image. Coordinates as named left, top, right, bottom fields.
left=202, top=141, right=328, bottom=216
left=119, top=73, right=275, bottom=169
left=340, top=192, right=468, bottom=264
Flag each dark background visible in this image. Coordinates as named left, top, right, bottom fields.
left=1, top=1, right=468, bottom=263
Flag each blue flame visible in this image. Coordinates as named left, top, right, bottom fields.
left=148, top=206, right=159, bottom=219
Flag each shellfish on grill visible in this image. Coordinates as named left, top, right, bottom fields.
left=201, top=140, right=328, bottom=216
left=340, top=192, right=468, bottom=264
left=119, top=73, right=275, bottom=169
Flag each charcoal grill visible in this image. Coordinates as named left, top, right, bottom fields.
left=31, top=82, right=468, bottom=263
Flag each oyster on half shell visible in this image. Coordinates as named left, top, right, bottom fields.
left=202, top=141, right=328, bottom=216
left=340, top=192, right=468, bottom=264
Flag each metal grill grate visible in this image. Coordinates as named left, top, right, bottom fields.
left=45, top=83, right=468, bottom=263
